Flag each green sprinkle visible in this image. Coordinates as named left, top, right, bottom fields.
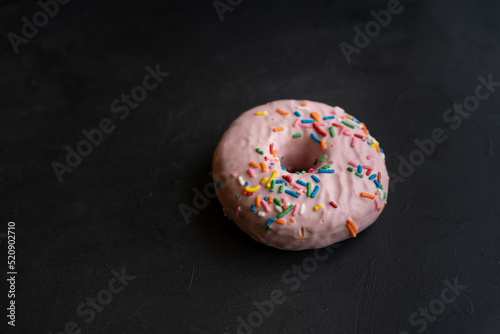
left=293, top=133, right=303, bottom=138
left=322, top=165, right=330, bottom=169
left=380, top=184, right=384, bottom=190
left=307, top=182, right=312, bottom=197
left=274, top=197, right=283, bottom=206
left=277, top=204, right=294, bottom=218
left=384, top=192, right=386, bottom=199
left=313, top=158, right=318, bottom=166
left=278, top=185, right=284, bottom=193
left=342, top=120, right=355, bottom=129
left=256, top=148, right=264, bottom=155
left=319, top=155, right=327, bottom=162
left=236, top=194, right=240, bottom=199
left=270, top=179, right=276, bottom=192
left=295, top=171, right=301, bottom=174
left=329, top=126, right=335, bottom=137
left=266, top=227, right=271, bottom=233
left=355, top=172, right=364, bottom=178
left=301, top=171, right=306, bottom=174
left=347, top=167, right=354, bottom=172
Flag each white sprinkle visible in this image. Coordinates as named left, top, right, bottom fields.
left=275, top=205, right=283, bottom=213
left=297, top=106, right=310, bottom=110
left=378, top=190, right=384, bottom=200
left=258, top=212, right=266, bottom=217
left=300, top=203, right=306, bottom=215
left=238, top=176, right=245, bottom=185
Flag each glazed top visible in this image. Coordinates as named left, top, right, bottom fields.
left=212, top=100, right=388, bottom=250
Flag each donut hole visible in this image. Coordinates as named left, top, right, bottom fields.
left=280, top=139, right=325, bottom=173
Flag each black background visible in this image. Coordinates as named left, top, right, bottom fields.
left=1, top=0, right=499, bottom=333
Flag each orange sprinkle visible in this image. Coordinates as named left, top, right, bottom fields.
left=256, top=196, right=261, bottom=207
left=301, top=103, right=308, bottom=107
left=376, top=145, right=381, bottom=154
left=290, top=218, right=295, bottom=223
left=276, top=108, right=289, bottom=116
left=378, top=206, right=382, bottom=212
left=361, top=122, right=369, bottom=135
left=260, top=162, right=267, bottom=172
left=243, top=190, right=248, bottom=195
left=347, top=219, right=358, bottom=234
left=347, top=224, right=357, bottom=238
left=360, top=192, right=376, bottom=199
left=272, top=149, right=277, bottom=157
left=310, top=112, right=320, bottom=122
left=276, top=219, right=286, bottom=225
left=273, top=127, right=284, bottom=132
left=321, top=139, right=326, bottom=150
left=268, top=196, right=273, bottom=203
left=250, top=161, right=259, bottom=168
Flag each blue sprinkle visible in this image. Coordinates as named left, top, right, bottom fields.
left=264, top=197, right=269, bottom=201
left=374, top=180, right=382, bottom=189
left=282, top=166, right=287, bottom=171
left=357, top=165, right=362, bottom=173
left=251, top=204, right=256, bottom=212
left=285, top=190, right=299, bottom=198
left=294, top=111, right=301, bottom=117
left=270, top=163, right=275, bottom=165
left=369, top=174, right=377, bottom=180
left=244, top=181, right=249, bottom=186
left=311, top=185, right=320, bottom=198
left=311, top=133, right=321, bottom=143
left=266, top=218, right=276, bottom=227
left=284, top=182, right=289, bottom=186
left=216, top=180, right=221, bottom=188
left=323, top=116, right=335, bottom=120
left=301, top=119, right=315, bottom=123
left=275, top=180, right=285, bottom=184
left=367, top=141, right=371, bottom=146
left=318, top=169, right=335, bottom=173
left=296, top=180, right=307, bottom=186
left=311, top=175, right=321, bottom=183
left=380, top=148, right=384, bottom=153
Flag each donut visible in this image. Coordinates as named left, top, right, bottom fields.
left=212, top=100, right=388, bottom=250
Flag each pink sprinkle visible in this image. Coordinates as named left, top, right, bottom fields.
left=351, top=137, right=357, bottom=147
left=363, top=165, right=373, bottom=170
left=292, top=204, right=300, bottom=216
left=271, top=117, right=276, bottom=121
left=282, top=197, right=288, bottom=203
left=292, top=183, right=306, bottom=191
left=316, top=122, right=326, bottom=126
left=299, top=123, right=313, bottom=128
left=367, top=155, right=373, bottom=160
left=261, top=200, right=271, bottom=212
left=344, top=129, right=352, bottom=136
left=331, top=109, right=337, bottom=115
left=374, top=198, right=379, bottom=210
left=349, top=161, right=357, bottom=167
left=236, top=206, right=241, bottom=218
left=339, top=125, right=346, bottom=135
left=230, top=173, right=237, bottom=178
left=329, top=201, right=338, bottom=208
left=269, top=164, right=275, bottom=169
left=293, top=119, right=300, bottom=127
left=247, top=168, right=256, bottom=177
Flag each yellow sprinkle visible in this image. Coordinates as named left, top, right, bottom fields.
left=256, top=111, right=268, bottom=116
left=313, top=204, right=323, bottom=211
left=244, top=185, right=260, bottom=193
left=266, top=170, right=279, bottom=188
left=260, top=177, right=268, bottom=184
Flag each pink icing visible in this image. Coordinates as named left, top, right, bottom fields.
left=212, top=100, right=389, bottom=251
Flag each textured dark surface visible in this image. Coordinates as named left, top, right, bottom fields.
left=1, top=0, right=499, bottom=333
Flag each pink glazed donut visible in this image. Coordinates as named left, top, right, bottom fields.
left=212, top=100, right=389, bottom=251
